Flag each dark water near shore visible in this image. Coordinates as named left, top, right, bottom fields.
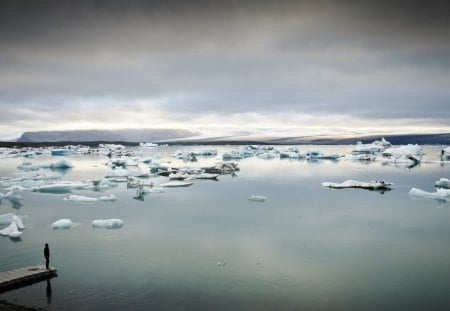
left=1, top=145, right=449, bottom=310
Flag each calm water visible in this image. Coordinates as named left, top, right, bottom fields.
left=1, top=145, right=449, bottom=310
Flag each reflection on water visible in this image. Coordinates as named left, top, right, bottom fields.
left=46, top=279, right=52, bottom=305
left=0, top=145, right=449, bottom=310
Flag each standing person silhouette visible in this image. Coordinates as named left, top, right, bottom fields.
left=44, top=243, right=50, bottom=269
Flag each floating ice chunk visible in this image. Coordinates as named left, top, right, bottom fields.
left=64, top=195, right=98, bottom=203
left=2, top=185, right=24, bottom=203
left=409, top=188, right=450, bottom=201
left=0, top=213, right=24, bottom=237
left=17, top=162, right=41, bottom=171
left=32, top=181, right=90, bottom=193
left=249, top=195, right=266, bottom=202
left=98, top=194, right=117, bottom=202
left=50, top=158, right=74, bottom=168
left=435, top=178, right=450, bottom=189
left=126, top=177, right=153, bottom=188
left=92, top=219, right=124, bottom=229
left=0, top=222, right=22, bottom=238
left=169, top=172, right=190, bottom=180
left=322, top=180, right=393, bottom=190
left=194, top=173, right=219, bottom=180
left=382, top=144, right=424, bottom=157
left=160, top=181, right=194, bottom=187
left=0, top=213, right=25, bottom=229
left=105, top=168, right=149, bottom=178
left=52, top=219, right=75, bottom=229
left=51, top=148, right=70, bottom=156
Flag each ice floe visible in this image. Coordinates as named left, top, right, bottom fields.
left=64, top=194, right=117, bottom=203
left=322, top=180, right=393, bottom=190
left=409, top=188, right=450, bottom=202
left=160, top=181, right=194, bottom=187
left=0, top=213, right=25, bottom=238
left=248, top=195, right=266, bottom=202
left=92, top=219, right=124, bottom=229
left=435, top=178, right=450, bottom=189
left=52, top=219, right=76, bottom=229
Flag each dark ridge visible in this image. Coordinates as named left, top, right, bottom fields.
left=0, top=141, right=139, bottom=148
left=17, top=129, right=197, bottom=143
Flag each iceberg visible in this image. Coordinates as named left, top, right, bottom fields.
left=382, top=144, right=424, bottom=157
left=64, top=195, right=98, bottom=203
left=322, top=180, right=393, bottom=190
left=194, top=173, right=219, bottom=180
left=32, top=181, right=91, bottom=193
left=249, top=195, right=266, bottom=202
left=127, top=177, right=153, bottom=188
left=409, top=188, right=450, bottom=201
left=160, top=181, right=194, bottom=187
left=105, top=168, right=149, bottom=178
left=52, top=219, right=75, bottom=229
left=92, top=219, right=124, bottom=229
left=351, top=138, right=391, bottom=154
left=435, top=178, right=450, bottom=189
left=0, top=213, right=24, bottom=238
left=48, top=158, right=74, bottom=169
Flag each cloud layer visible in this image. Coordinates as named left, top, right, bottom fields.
left=1, top=0, right=449, bottom=137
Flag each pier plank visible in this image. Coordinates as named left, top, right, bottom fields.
left=0, top=265, right=57, bottom=292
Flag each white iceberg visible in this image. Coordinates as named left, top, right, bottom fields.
left=32, top=181, right=91, bottom=193
left=435, top=178, right=450, bottom=189
left=409, top=188, right=450, bottom=201
left=382, top=144, right=424, bottom=157
left=52, top=219, right=76, bottom=229
left=0, top=213, right=24, bottom=238
left=322, top=180, right=393, bottom=190
left=248, top=195, right=266, bottom=202
left=194, top=173, right=219, bottom=180
left=160, top=181, right=194, bottom=187
left=351, top=138, right=391, bottom=154
left=92, top=219, right=124, bottom=229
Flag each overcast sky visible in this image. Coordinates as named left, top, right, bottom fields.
left=1, top=0, right=449, bottom=138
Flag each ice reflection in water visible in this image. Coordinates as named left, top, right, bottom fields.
left=0, top=145, right=449, bottom=310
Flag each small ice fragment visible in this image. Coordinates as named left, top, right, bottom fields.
left=409, top=188, right=450, bottom=201
left=64, top=195, right=98, bottom=203
left=435, top=178, right=450, bottom=189
left=249, top=195, right=266, bottom=202
left=52, top=219, right=75, bottom=230
left=92, top=219, right=124, bottom=229
left=98, top=194, right=117, bottom=202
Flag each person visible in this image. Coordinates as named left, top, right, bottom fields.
left=44, top=243, right=50, bottom=269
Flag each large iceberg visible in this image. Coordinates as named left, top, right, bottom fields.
left=92, top=219, right=124, bottom=229
left=409, top=188, right=450, bottom=201
left=322, top=180, right=393, bottom=190
left=351, top=138, right=391, bottom=154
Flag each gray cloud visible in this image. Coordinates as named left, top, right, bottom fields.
left=0, top=0, right=449, bottom=133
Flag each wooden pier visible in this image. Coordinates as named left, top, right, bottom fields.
left=0, top=265, right=57, bottom=293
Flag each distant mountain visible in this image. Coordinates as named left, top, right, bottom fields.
left=18, top=129, right=198, bottom=143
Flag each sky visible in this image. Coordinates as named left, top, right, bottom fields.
left=1, top=0, right=449, bottom=139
